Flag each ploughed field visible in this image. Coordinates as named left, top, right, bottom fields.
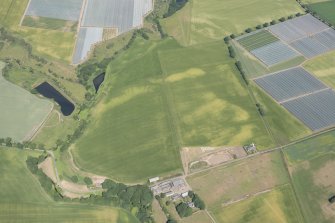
left=73, top=38, right=274, bottom=182
left=0, top=148, right=139, bottom=223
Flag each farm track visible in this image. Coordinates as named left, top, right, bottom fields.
left=187, top=126, right=335, bottom=177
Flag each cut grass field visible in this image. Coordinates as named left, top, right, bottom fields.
left=250, top=82, right=311, bottom=145
left=0, top=148, right=139, bottom=223
left=181, top=211, right=213, bottom=223
left=212, top=185, right=304, bottom=223
left=161, top=0, right=304, bottom=45
left=158, top=41, right=274, bottom=149
left=284, top=131, right=335, bottom=223
left=303, top=50, right=335, bottom=89
left=73, top=37, right=275, bottom=182
left=73, top=38, right=183, bottom=183
left=22, top=16, right=78, bottom=32
left=237, top=30, right=279, bottom=51
left=187, top=150, right=289, bottom=209
left=0, top=62, right=53, bottom=141
left=0, top=0, right=77, bottom=62
left=307, top=0, right=335, bottom=25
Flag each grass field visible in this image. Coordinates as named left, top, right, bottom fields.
left=250, top=82, right=311, bottom=145
left=303, top=50, right=335, bottom=89
left=0, top=148, right=139, bottom=223
left=284, top=132, right=335, bottom=223
left=187, top=150, right=289, bottom=209
left=73, top=37, right=275, bottom=182
left=181, top=211, right=213, bottom=223
left=22, top=16, right=78, bottom=32
left=0, top=0, right=77, bottom=62
left=73, top=38, right=183, bottom=183
left=237, top=30, right=279, bottom=51
left=212, top=185, right=304, bottom=223
left=161, top=0, right=304, bottom=45
left=307, top=0, right=335, bottom=25
left=0, top=62, right=53, bottom=141
left=284, top=130, right=335, bottom=165
left=158, top=41, right=274, bottom=149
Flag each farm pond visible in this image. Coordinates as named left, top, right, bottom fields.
left=93, top=72, right=105, bottom=93
left=35, top=82, right=75, bottom=116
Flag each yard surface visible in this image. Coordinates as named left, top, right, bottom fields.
left=161, top=0, right=303, bottom=45
left=187, top=150, right=289, bottom=209
left=0, top=148, right=139, bottom=223
left=284, top=130, right=335, bottom=223
left=0, top=62, right=53, bottom=141
left=212, top=185, right=304, bottom=223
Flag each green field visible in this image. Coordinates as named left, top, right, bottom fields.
left=73, top=37, right=275, bottom=183
left=250, top=82, right=311, bottom=145
left=237, top=30, right=279, bottom=51
left=73, top=38, right=183, bottom=183
left=0, top=62, right=53, bottom=141
left=0, top=148, right=139, bottom=223
left=308, top=0, right=335, bottom=25
left=187, top=150, right=289, bottom=209
left=22, top=16, right=78, bottom=32
left=0, top=0, right=76, bottom=62
left=284, top=131, right=335, bottom=223
left=158, top=41, right=273, bottom=148
left=161, top=0, right=304, bottom=45
left=304, top=50, right=335, bottom=89
left=212, top=185, right=304, bottom=223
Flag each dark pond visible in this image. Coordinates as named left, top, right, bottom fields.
left=93, top=72, right=105, bottom=93
left=35, top=82, right=75, bottom=116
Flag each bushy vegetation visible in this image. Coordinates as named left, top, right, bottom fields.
left=26, top=155, right=64, bottom=201
left=101, top=179, right=154, bottom=222
left=25, top=157, right=154, bottom=222
left=164, top=0, right=188, bottom=18
left=175, top=202, right=192, bottom=217
left=189, top=191, right=206, bottom=210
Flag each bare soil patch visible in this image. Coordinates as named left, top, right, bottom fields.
left=313, top=161, right=335, bottom=188
left=181, top=146, right=247, bottom=174
left=60, top=180, right=90, bottom=194
left=38, top=157, right=57, bottom=183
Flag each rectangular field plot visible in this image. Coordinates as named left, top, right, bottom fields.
left=290, top=28, right=335, bottom=58
left=237, top=30, right=279, bottom=51
left=25, top=0, right=83, bottom=21
left=81, top=0, right=152, bottom=32
left=290, top=36, right=329, bottom=58
left=269, top=14, right=329, bottom=42
left=282, top=89, right=335, bottom=131
left=72, top=27, right=103, bottom=64
left=314, top=28, right=335, bottom=49
left=254, top=67, right=327, bottom=102
left=250, top=41, right=300, bottom=66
